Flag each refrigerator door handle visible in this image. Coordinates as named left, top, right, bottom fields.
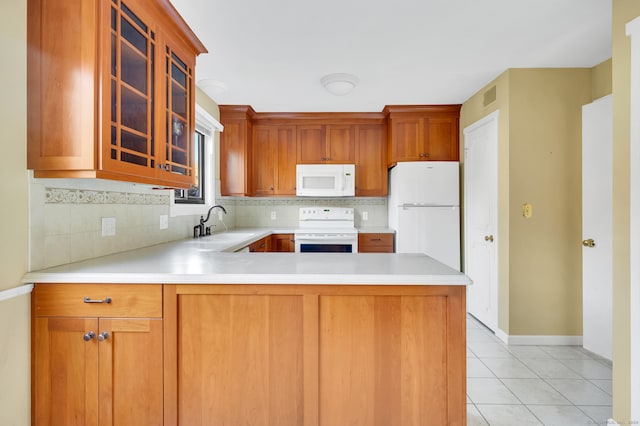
left=400, top=204, right=458, bottom=209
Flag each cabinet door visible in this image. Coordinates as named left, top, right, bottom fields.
left=275, top=126, right=297, bottom=195
left=424, top=117, right=459, bottom=161
left=27, top=0, right=99, bottom=171
left=355, top=125, right=387, bottom=196
left=220, top=119, right=251, bottom=196
left=388, top=116, right=424, bottom=163
left=33, top=317, right=99, bottom=426
left=325, top=125, right=355, bottom=163
left=297, top=125, right=325, bottom=163
left=161, top=40, right=197, bottom=186
left=271, top=234, right=295, bottom=252
left=98, top=318, right=163, bottom=426
left=252, top=125, right=277, bottom=195
left=102, top=0, right=158, bottom=180
left=178, top=294, right=304, bottom=425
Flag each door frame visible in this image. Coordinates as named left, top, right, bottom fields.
left=463, top=110, right=499, bottom=333
left=626, top=16, right=640, bottom=420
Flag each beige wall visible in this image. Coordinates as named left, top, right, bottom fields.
left=461, top=67, right=604, bottom=337
left=592, top=59, right=613, bottom=100
left=612, top=0, right=640, bottom=421
left=508, top=68, right=591, bottom=335
left=0, top=0, right=31, bottom=424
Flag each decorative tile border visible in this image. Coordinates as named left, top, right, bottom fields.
left=45, top=188, right=169, bottom=205
left=229, top=197, right=386, bottom=207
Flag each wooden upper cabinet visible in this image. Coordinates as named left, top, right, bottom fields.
left=325, top=125, right=356, bottom=163
left=296, top=125, right=325, bottom=164
left=27, top=0, right=206, bottom=188
left=384, top=105, right=461, bottom=166
left=252, top=125, right=297, bottom=196
left=297, top=124, right=355, bottom=164
left=355, top=124, right=387, bottom=196
left=220, top=106, right=255, bottom=196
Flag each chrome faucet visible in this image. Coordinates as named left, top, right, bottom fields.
left=193, top=205, right=227, bottom=238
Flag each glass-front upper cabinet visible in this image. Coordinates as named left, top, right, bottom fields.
left=163, top=44, right=195, bottom=182
left=27, top=0, right=207, bottom=188
left=105, top=0, right=158, bottom=179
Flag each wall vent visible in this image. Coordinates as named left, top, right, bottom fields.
left=483, top=86, right=497, bottom=107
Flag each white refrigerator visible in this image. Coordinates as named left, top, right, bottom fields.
left=388, top=162, right=460, bottom=270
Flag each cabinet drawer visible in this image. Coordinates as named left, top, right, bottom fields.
left=33, top=284, right=162, bottom=318
left=358, top=233, right=394, bottom=247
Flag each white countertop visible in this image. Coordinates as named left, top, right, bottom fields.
left=23, top=229, right=470, bottom=286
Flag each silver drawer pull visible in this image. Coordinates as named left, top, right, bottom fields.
left=83, top=296, right=112, bottom=304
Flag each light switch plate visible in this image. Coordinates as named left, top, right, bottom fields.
left=101, top=217, right=116, bottom=237
left=159, top=214, right=168, bottom=229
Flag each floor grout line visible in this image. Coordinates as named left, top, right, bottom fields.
left=465, top=314, right=612, bottom=425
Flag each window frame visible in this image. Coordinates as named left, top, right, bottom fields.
left=169, top=104, right=223, bottom=217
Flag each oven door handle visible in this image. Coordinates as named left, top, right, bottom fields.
left=295, top=234, right=356, bottom=240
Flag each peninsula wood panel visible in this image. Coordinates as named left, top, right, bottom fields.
left=178, top=294, right=304, bottom=425
left=318, top=294, right=453, bottom=426
left=168, top=284, right=466, bottom=426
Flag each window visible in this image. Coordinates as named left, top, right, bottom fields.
left=174, top=129, right=206, bottom=204
left=170, top=104, right=223, bottom=216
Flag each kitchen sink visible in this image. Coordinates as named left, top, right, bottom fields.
left=209, top=232, right=256, bottom=240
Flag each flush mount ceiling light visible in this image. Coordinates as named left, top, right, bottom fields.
left=321, top=73, right=359, bottom=96
left=198, top=79, right=228, bottom=99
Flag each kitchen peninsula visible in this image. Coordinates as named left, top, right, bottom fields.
left=25, top=230, right=470, bottom=426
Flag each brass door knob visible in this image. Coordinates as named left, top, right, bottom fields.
left=582, top=238, right=596, bottom=248
left=484, top=235, right=494, bottom=242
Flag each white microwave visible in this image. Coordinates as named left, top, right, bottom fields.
left=296, top=164, right=355, bottom=197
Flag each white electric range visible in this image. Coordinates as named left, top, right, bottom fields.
left=294, top=207, right=358, bottom=253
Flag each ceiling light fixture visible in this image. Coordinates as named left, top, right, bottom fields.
left=321, top=73, right=359, bottom=96
left=198, top=79, right=228, bottom=99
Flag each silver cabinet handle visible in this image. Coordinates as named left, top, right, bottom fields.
left=83, top=331, right=95, bottom=341
left=98, top=332, right=110, bottom=342
left=83, top=297, right=112, bottom=304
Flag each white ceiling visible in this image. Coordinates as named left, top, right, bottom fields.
left=170, top=0, right=612, bottom=113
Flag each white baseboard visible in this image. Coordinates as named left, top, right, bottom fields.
left=495, top=328, right=509, bottom=344
left=497, top=333, right=583, bottom=346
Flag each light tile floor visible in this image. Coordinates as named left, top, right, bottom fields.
left=466, top=314, right=613, bottom=426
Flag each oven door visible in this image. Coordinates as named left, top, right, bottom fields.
left=294, top=233, right=358, bottom=253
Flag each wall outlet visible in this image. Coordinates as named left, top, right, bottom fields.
left=218, top=211, right=224, bottom=221
left=362, top=211, right=368, bottom=221
left=270, top=211, right=277, bottom=220
left=159, top=214, right=168, bottom=229
left=101, top=217, right=116, bottom=237
left=522, top=203, right=533, bottom=219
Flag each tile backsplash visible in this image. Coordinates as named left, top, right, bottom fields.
left=232, top=197, right=388, bottom=228
left=28, top=174, right=388, bottom=270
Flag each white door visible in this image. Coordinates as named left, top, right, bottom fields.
left=464, top=111, right=499, bottom=332
left=582, top=94, right=613, bottom=360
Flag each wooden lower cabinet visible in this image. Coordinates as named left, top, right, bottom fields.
left=165, top=284, right=466, bottom=425
left=271, top=233, right=295, bottom=252
left=32, top=284, right=163, bottom=426
left=358, top=233, right=394, bottom=253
